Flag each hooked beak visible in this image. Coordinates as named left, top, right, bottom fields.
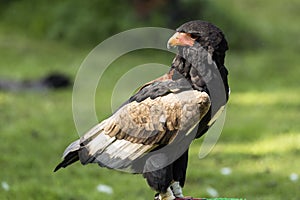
left=167, top=32, right=195, bottom=49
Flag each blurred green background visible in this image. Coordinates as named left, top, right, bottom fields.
left=0, top=0, right=299, bottom=199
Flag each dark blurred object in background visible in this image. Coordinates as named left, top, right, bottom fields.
left=0, top=73, right=71, bottom=92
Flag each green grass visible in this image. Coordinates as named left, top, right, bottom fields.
left=1, top=1, right=300, bottom=199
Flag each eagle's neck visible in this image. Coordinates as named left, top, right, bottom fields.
left=170, top=46, right=229, bottom=100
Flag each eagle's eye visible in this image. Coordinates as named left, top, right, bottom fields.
left=190, top=33, right=199, bottom=40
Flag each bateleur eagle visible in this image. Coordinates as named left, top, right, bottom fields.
left=54, top=20, right=229, bottom=200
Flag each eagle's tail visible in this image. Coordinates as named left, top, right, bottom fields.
left=54, top=140, right=80, bottom=172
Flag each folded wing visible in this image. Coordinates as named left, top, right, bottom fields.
left=78, top=89, right=210, bottom=171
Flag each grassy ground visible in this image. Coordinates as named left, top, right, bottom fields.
left=1, top=1, right=300, bottom=199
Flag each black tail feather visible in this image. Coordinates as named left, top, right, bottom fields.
left=54, top=150, right=79, bottom=172
left=54, top=140, right=81, bottom=172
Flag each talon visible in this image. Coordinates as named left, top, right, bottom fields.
left=171, top=182, right=184, bottom=198
left=154, top=193, right=160, bottom=200
left=155, top=187, right=175, bottom=200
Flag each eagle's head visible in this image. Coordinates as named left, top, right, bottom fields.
left=167, top=20, right=228, bottom=67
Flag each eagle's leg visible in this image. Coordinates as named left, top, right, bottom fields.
left=170, top=181, right=184, bottom=198
left=171, top=149, right=188, bottom=198
left=143, top=154, right=175, bottom=200
left=154, top=187, right=175, bottom=200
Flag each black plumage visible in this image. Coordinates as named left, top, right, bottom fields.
left=54, top=20, right=229, bottom=200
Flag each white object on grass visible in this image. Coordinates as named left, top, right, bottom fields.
left=96, top=184, right=113, bottom=194
left=206, top=187, right=218, bottom=197
left=1, top=181, right=10, bottom=191
left=220, top=167, right=232, bottom=175
left=289, top=173, right=298, bottom=182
